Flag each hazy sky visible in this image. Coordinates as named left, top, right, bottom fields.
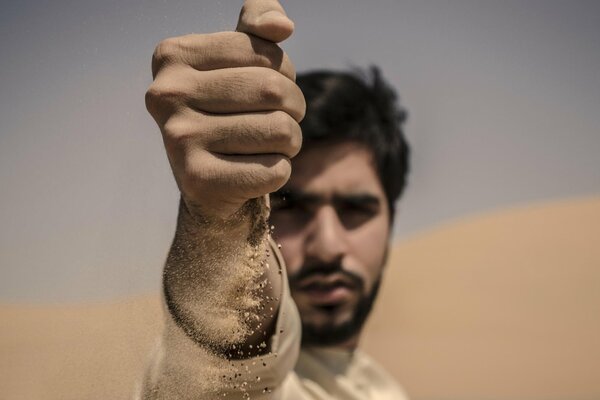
left=1, top=0, right=599, bottom=301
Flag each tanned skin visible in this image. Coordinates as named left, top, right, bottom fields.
left=141, top=1, right=304, bottom=397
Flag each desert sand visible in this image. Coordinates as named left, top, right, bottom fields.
left=1, top=197, right=599, bottom=399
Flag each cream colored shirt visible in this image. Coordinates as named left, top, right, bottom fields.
left=270, top=240, right=409, bottom=400
left=140, top=239, right=408, bottom=399
left=283, top=347, right=409, bottom=400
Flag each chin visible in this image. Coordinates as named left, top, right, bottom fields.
left=299, top=278, right=382, bottom=347
left=300, top=318, right=360, bottom=347
left=299, top=306, right=364, bottom=347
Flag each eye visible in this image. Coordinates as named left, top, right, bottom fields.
left=341, top=203, right=377, bottom=217
left=336, top=200, right=379, bottom=229
left=270, top=193, right=313, bottom=229
left=276, top=199, right=311, bottom=216
left=271, top=194, right=299, bottom=212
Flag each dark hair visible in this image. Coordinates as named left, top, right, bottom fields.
left=296, top=66, right=410, bottom=220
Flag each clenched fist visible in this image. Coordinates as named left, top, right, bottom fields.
left=146, top=0, right=305, bottom=219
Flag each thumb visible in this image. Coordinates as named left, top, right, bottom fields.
left=236, top=0, right=294, bottom=43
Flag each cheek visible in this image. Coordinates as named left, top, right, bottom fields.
left=348, top=216, right=389, bottom=287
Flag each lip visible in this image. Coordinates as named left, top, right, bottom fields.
left=297, top=273, right=359, bottom=291
left=303, top=285, right=354, bottom=305
left=295, top=273, right=358, bottom=305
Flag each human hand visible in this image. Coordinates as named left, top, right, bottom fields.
left=145, top=0, right=305, bottom=219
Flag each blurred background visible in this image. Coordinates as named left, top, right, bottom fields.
left=1, top=0, right=599, bottom=399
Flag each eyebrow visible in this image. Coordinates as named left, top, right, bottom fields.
left=335, top=193, right=381, bottom=208
left=272, top=189, right=381, bottom=208
left=271, top=189, right=321, bottom=206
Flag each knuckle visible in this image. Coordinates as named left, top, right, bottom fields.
left=145, top=79, right=190, bottom=126
left=145, top=82, right=176, bottom=117
left=147, top=80, right=187, bottom=106
left=295, top=85, right=307, bottom=121
left=269, top=112, right=301, bottom=157
left=144, top=84, right=160, bottom=112
left=288, top=120, right=302, bottom=157
left=162, top=117, right=188, bottom=144
left=269, top=157, right=292, bottom=189
left=151, top=37, right=185, bottom=78
left=259, top=71, right=286, bottom=106
left=269, top=111, right=291, bottom=137
left=153, top=37, right=180, bottom=64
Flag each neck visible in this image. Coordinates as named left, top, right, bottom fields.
left=337, top=334, right=359, bottom=351
left=306, top=332, right=360, bottom=352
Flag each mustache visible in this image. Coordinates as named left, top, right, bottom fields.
left=288, top=262, right=364, bottom=291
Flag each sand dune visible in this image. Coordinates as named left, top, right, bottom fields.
left=1, top=197, right=599, bottom=399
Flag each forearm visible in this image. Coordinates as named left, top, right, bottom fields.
left=141, top=0, right=303, bottom=395
left=164, top=196, right=280, bottom=352
left=139, top=197, right=283, bottom=398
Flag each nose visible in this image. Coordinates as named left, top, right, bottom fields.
left=304, top=205, right=350, bottom=265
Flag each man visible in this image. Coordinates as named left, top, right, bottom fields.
left=140, top=1, right=409, bottom=399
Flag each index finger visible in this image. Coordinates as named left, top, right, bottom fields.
left=236, top=0, right=294, bottom=43
left=151, top=32, right=295, bottom=81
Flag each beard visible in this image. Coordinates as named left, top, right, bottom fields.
left=288, top=262, right=383, bottom=347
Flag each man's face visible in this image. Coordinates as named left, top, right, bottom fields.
left=270, top=140, right=391, bottom=347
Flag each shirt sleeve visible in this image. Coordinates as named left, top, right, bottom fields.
left=222, top=237, right=301, bottom=399
left=138, top=237, right=301, bottom=400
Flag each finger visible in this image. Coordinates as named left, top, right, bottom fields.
left=151, top=32, right=295, bottom=80
left=163, top=110, right=302, bottom=159
left=236, top=0, right=294, bottom=43
left=155, top=66, right=305, bottom=122
left=185, top=150, right=292, bottom=206
left=208, top=111, right=302, bottom=158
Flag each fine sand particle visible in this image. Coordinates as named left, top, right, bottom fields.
left=143, top=196, right=278, bottom=398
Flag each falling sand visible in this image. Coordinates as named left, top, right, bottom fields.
left=140, top=195, right=280, bottom=399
